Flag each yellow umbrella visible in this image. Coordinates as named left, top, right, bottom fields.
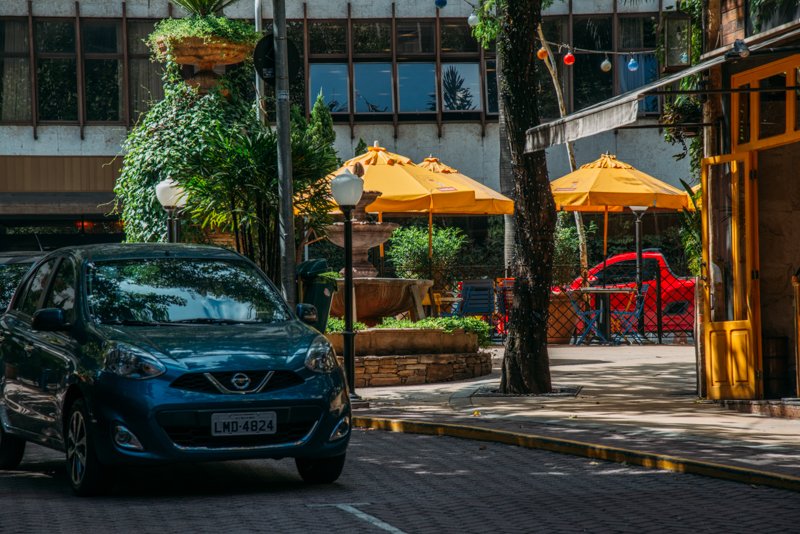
left=327, top=145, right=476, bottom=213
left=551, top=153, right=692, bottom=257
left=416, top=156, right=514, bottom=215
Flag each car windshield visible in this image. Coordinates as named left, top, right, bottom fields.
left=86, top=258, right=289, bottom=325
left=0, top=263, right=34, bottom=310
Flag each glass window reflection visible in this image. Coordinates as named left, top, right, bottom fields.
left=396, top=21, right=435, bottom=54
left=442, top=63, right=481, bottom=111
left=398, top=63, right=436, bottom=112
left=354, top=63, right=393, bottom=113
left=309, top=63, right=349, bottom=113
left=616, top=53, right=659, bottom=113
left=485, top=59, right=498, bottom=114
left=86, top=259, right=289, bottom=325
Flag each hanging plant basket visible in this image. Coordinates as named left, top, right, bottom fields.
left=156, top=36, right=253, bottom=70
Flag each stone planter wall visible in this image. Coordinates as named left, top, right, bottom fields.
left=336, top=352, right=492, bottom=388
left=326, top=328, right=478, bottom=356
left=327, top=328, right=490, bottom=387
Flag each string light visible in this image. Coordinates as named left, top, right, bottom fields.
left=434, top=0, right=447, bottom=8
left=563, top=50, right=575, bottom=66
left=467, top=12, right=479, bottom=27
left=627, top=55, right=639, bottom=72
left=600, top=55, right=612, bottom=72
left=536, top=47, right=548, bottom=60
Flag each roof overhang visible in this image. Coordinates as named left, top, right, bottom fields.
left=525, top=26, right=800, bottom=153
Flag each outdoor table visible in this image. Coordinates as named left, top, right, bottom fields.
left=578, top=287, right=637, bottom=343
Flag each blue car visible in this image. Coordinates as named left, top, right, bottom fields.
left=0, top=244, right=350, bottom=495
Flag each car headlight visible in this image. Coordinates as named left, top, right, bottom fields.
left=304, top=336, right=339, bottom=374
left=104, top=343, right=166, bottom=379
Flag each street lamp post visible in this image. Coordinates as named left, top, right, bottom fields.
left=630, top=205, right=648, bottom=335
left=155, top=179, right=188, bottom=243
left=330, top=169, right=364, bottom=401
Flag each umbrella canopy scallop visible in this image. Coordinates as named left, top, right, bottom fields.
left=326, top=145, right=476, bottom=213
left=416, top=156, right=514, bottom=215
left=550, top=154, right=691, bottom=212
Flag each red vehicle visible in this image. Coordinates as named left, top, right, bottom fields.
left=567, top=250, right=696, bottom=334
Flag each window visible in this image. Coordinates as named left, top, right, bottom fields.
left=396, top=21, right=434, bottom=55
left=18, top=259, right=56, bottom=317
left=128, top=21, right=163, bottom=123
left=309, top=63, right=349, bottom=112
left=485, top=59, right=498, bottom=114
left=398, top=62, right=436, bottom=112
left=0, top=19, right=31, bottom=122
left=43, top=259, right=77, bottom=324
left=440, top=21, right=478, bottom=54
left=353, top=21, right=391, bottom=55
left=83, top=21, right=122, bottom=121
left=35, top=20, right=77, bottom=121
left=309, top=21, right=346, bottom=56
left=758, top=73, right=786, bottom=139
left=572, top=18, right=613, bottom=110
left=354, top=63, right=393, bottom=113
left=618, top=16, right=659, bottom=113
left=441, top=63, right=481, bottom=111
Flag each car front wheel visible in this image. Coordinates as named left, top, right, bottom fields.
left=295, top=454, right=346, bottom=484
left=0, top=426, right=25, bottom=469
left=66, top=399, right=110, bottom=496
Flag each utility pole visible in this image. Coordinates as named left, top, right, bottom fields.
left=254, top=0, right=265, bottom=124
left=273, top=0, right=296, bottom=306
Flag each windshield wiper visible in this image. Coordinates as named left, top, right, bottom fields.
left=168, top=318, right=259, bottom=325
left=100, top=319, right=166, bottom=326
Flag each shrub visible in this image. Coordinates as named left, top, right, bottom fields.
left=386, top=225, right=467, bottom=289
left=375, top=316, right=491, bottom=347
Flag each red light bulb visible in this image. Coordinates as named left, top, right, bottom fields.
left=563, top=52, right=575, bottom=66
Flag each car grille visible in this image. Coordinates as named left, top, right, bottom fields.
left=157, top=407, right=320, bottom=449
left=170, top=370, right=304, bottom=395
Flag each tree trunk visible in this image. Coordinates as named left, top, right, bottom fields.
left=497, top=55, right=515, bottom=276
left=500, top=0, right=554, bottom=394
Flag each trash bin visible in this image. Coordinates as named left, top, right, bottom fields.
left=297, top=259, right=337, bottom=333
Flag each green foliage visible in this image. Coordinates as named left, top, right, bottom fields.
left=170, top=0, right=238, bottom=17
left=386, top=225, right=467, bottom=289
left=148, top=15, right=259, bottom=58
left=552, top=212, right=596, bottom=288
left=354, top=138, right=369, bottom=157
left=679, top=179, right=702, bottom=276
left=326, top=316, right=367, bottom=332
left=375, top=316, right=492, bottom=347
left=749, top=0, right=799, bottom=32
left=116, top=22, right=339, bottom=284
left=308, top=93, right=336, bottom=148
left=468, top=0, right=553, bottom=50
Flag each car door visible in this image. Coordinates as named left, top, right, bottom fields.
left=0, top=258, right=56, bottom=436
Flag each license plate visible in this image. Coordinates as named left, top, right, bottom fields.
left=211, top=412, right=277, bottom=436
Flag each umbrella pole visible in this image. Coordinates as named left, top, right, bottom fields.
left=428, top=211, right=433, bottom=259
left=603, top=207, right=608, bottom=288
left=379, top=212, right=385, bottom=276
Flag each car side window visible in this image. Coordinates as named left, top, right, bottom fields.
left=17, top=259, right=57, bottom=316
left=43, top=259, right=77, bottom=324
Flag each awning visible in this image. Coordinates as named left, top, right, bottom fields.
left=526, top=26, right=800, bottom=152
left=525, top=56, right=726, bottom=152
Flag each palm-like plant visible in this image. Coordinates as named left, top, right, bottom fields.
left=171, top=0, right=239, bottom=17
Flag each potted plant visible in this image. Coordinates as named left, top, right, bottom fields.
left=148, top=0, right=259, bottom=91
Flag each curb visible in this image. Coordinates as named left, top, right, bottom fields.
left=353, top=415, right=800, bottom=493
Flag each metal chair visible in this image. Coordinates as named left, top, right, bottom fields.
left=611, top=285, right=649, bottom=344
left=567, top=290, right=604, bottom=345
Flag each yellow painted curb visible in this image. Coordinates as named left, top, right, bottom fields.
left=353, top=416, right=800, bottom=493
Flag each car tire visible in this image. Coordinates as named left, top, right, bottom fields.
left=66, top=399, right=110, bottom=496
left=0, top=426, right=25, bottom=469
left=295, top=453, right=346, bottom=484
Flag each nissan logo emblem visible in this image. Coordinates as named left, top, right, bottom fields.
left=230, top=373, right=251, bottom=390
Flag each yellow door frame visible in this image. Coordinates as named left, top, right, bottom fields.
left=701, top=152, right=761, bottom=399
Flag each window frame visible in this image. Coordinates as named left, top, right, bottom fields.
left=33, top=17, right=80, bottom=125
left=81, top=17, right=125, bottom=125
left=0, top=17, right=33, bottom=125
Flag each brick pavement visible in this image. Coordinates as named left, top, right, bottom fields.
left=354, top=345, right=800, bottom=490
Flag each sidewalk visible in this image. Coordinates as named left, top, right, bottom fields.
left=353, top=344, right=800, bottom=491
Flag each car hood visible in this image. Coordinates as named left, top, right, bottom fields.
left=98, top=321, right=319, bottom=371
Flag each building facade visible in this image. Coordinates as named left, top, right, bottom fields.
left=0, top=0, right=689, bottom=244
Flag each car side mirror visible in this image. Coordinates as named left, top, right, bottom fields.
left=296, top=303, right=318, bottom=326
left=32, top=308, right=67, bottom=332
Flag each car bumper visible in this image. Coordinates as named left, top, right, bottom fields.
left=87, top=369, right=351, bottom=465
